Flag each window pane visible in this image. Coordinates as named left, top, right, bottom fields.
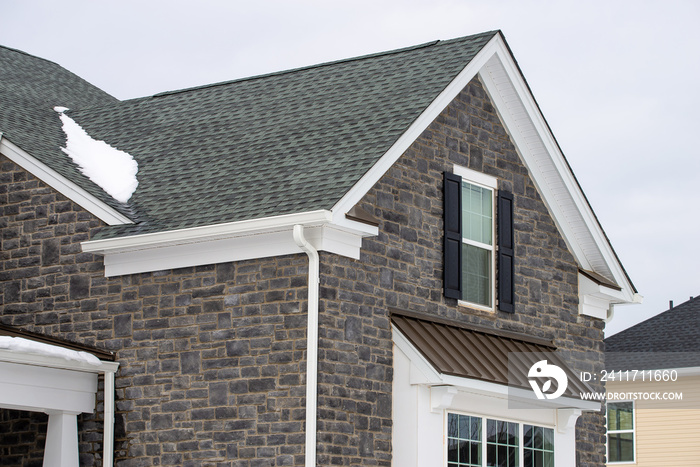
left=608, top=433, right=634, bottom=462
left=448, top=438, right=459, bottom=462
left=487, top=419, right=497, bottom=443
left=524, top=425, right=554, bottom=467
left=462, top=243, right=491, bottom=306
left=543, top=427, right=553, bottom=452
left=544, top=451, right=554, bottom=467
left=608, top=402, right=634, bottom=431
left=462, top=181, right=492, bottom=245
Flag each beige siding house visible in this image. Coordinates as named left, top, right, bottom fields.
left=605, top=297, right=700, bottom=466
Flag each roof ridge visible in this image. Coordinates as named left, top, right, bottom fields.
left=147, top=31, right=497, bottom=100
left=149, top=40, right=440, bottom=99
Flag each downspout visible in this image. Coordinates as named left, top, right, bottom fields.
left=103, top=364, right=119, bottom=466
left=293, top=225, right=319, bottom=467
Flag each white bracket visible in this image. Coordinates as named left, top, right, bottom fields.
left=556, top=408, right=582, bottom=434
left=430, top=386, right=458, bottom=413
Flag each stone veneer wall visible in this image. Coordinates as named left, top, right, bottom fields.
left=315, top=76, right=606, bottom=466
left=0, top=156, right=311, bottom=466
left=1, top=75, right=607, bottom=467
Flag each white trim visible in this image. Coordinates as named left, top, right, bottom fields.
left=476, top=42, right=636, bottom=303
left=82, top=210, right=332, bottom=254
left=82, top=211, right=375, bottom=277
left=330, top=36, right=502, bottom=223
left=457, top=167, right=496, bottom=311
left=0, top=349, right=119, bottom=467
left=453, top=164, right=498, bottom=189
left=0, top=134, right=133, bottom=226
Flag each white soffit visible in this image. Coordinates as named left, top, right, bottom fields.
left=332, top=33, right=634, bottom=302
left=476, top=42, right=633, bottom=299
left=0, top=134, right=133, bottom=226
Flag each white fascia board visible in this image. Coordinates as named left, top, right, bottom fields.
left=0, top=135, right=133, bottom=226
left=579, top=272, right=629, bottom=319
left=83, top=210, right=332, bottom=255
left=83, top=210, right=372, bottom=277
left=0, top=361, right=98, bottom=413
left=330, top=35, right=503, bottom=220
left=476, top=39, right=637, bottom=304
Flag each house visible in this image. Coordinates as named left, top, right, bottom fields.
left=0, top=31, right=639, bottom=466
left=604, top=296, right=700, bottom=466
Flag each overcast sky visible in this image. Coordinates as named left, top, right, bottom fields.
left=2, top=0, right=698, bottom=336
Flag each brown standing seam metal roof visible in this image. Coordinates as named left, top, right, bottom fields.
left=0, top=324, right=116, bottom=361
left=390, top=309, right=592, bottom=399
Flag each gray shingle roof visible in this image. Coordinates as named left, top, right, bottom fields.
left=2, top=32, right=497, bottom=238
left=605, top=296, right=700, bottom=370
left=0, top=45, right=133, bottom=217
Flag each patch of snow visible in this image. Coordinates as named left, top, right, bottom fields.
left=0, top=336, right=102, bottom=366
left=55, top=107, right=138, bottom=203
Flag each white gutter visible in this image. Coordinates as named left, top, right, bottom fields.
left=82, top=210, right=333, bottom=254
left=293, top=225, right=319, bottom=467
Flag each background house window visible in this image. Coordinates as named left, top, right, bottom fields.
left=607, top=401, right=635, bottom=463
left=447, top=413, right=552, bottom=467
left=461, top=181, right=494, bottom=307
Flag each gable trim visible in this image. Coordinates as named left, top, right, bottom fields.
left=0, top=135, right=133, bottom=226
left=330, top=33, right=637, bottom=305
left=330, top=35, right=502, bottom=222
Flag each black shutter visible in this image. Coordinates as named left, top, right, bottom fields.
left=444, top=172, right=462, bottom=299
left=498, top=190, right=514, bottom=313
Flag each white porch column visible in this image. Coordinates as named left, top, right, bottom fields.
left=44, top=411, right=80, bottom=467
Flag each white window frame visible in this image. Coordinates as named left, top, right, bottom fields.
left=445, top=410, right=555, bottom=467
left=606, top=400, right=636, bottom=464
left=453, top=165, right=497, bottom=311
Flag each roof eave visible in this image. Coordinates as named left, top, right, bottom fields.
left=0, top=134, right=133, bottom=226
left=81, top=209, right=378, bottom=277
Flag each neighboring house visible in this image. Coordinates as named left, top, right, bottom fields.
left=0, top=30, right=639, bottom=467
left=604, top=296, right=700, bottom=466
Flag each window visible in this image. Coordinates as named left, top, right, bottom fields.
left=461, top=180, right=494, bottom=307
left=444, top=168, right=513, bottom=312
left=607, top=402, right=634, bottom=463
left=447, top=413, right=554, bottom=467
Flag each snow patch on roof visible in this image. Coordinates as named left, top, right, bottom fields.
left=55, top=107, right=138, bottom=203
left=0, top=336, right=102, bottom=366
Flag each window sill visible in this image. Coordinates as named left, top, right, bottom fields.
left=457, top=300, right=495, bottom=313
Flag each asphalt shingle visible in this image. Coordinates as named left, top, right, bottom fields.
left=605, top=296, right=700, bottom=370
left=2, top=32, right=498, bottom=238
